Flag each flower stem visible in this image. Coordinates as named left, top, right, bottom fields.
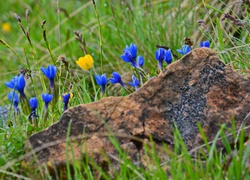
left=89, top=70, right=97, bottom=95
left=92, top=0, right=103, bottom=73
left=42, top=105, right=49, bottom=122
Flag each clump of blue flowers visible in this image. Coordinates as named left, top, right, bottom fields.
left=120, top=43, right=144, bottom=68
left=5, top=63, right=71, bottom=126
left=94, top=41, right=210, bottom=95
left=155, top=48, right=173, bottom=69
left=5, top=73, right=31, bottom=116
left=4, top=39, right=211, bottom=129
left=121, top=43, right=138, bottom=67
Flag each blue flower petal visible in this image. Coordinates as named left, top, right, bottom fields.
left=5, top=81, right=15, bottom=89
left=177, top=49, right=184, bottom=55
left=137, top=56, right=144, bottom=67
left=48, top=65, right=57, bottom=79
left=120, top=54, right=131, bottom=63
left=112, top=72, right=121, bottom=81
left=42, top=93, right=53, bottom=104
left=40, top=67, right=49, bottom=79
left=62, top=93, right=70, bottom=103
left=101, top=74, right=108, bottom=85
left=121, top=43, right=138, bottom=68
left=155, top=48, right=165, bottom=60
left=95, top=74, right=108, bottom=94
left=200, top=41, right=210, bottom=48
left=8, top=91, right=19, bottom=103
left=164, top=49, right=172, bottom=65
left=29, top=97, right=38, bottom=111
left=5, top=75, right=26, bottom=96
left=129, top=43, right=137, bottom=58
left=17, top=74, right=25, bottom=92
left=41, top=65, right=57, bottom=88
left=129, top=75, right=140, bottom=91
left=177, top=45, right=191, bottom=55
left=110, top=72, right=125, bottom=87
left=95, top=75, right=102, bottom=85
left=62, top=92, right=70, bottom=111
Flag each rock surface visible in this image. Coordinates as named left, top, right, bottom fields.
left=26, top=48, right=250, bottom=175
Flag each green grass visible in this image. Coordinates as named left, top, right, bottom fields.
left=1, top=0, right=250, bottom=179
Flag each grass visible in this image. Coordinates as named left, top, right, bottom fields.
left=1, top=0, right=250, bottom=179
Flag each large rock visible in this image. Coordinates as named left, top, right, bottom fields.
left=26, top=48, right=250, bottom=175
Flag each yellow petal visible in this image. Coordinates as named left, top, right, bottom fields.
left=76, top=54, right=94, bottom=70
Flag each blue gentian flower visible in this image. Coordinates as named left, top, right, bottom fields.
left=128, top=75, right=140, bottom=91
left=137, top=56, right=144, bottom=67
left=5, top=74, right=26, bottom=98
left=95, top=73, right=108, bottom=94
left=110, top=72, right=125, bottom=87
left=8, top=91, right=19, bottom=113
left=164, top=49, right=173, bottom=65
left=120, top=43, right=138, bottom=67
left=42, top=93, right=53, bottom=109
left=200, top=41, right=210, bottom=48
left=29, top=97, right=38, bottom=112
left=62, top=92, right=70, bottom=111
left=177, top=45, right=191, bottom=55
left=41, top=65, right=57, bottom=88
left=28, top=97, right=38, bottom=124
left=155, top=48, right=166, bottom=69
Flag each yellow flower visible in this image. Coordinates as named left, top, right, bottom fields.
left=2, top=22, right=11, bottom=33
left=76, top=54, right=94, bottom=70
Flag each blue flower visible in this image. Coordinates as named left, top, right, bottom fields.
left=28, top=97, right=38, bottom=123
left=5, top=74, right=26, bottom=98
left=42, top=93, right=53, bottom=109
left=95, top=73, right=108, bottom=94
left=110, top=72, right=125, bottom=87
left=120, top=43, right=138, bottom=67
left=41, top=65, right=57, bottom=88
left=177, top=45, right=191, bottom=55
left=8, top=91, right=19, bottom=113
left=155, top=48, right=165, bottom=69
left=62, top=92, right=70, bottom=111
left=128, top=75, right=140, bottom=91
left=29, top=97, right=38, bottom=112
left=164, top=49, right=172, bottom=65
left=200, top=41, right=210, bottom=48
left=137, top=55, right=144, bottom=67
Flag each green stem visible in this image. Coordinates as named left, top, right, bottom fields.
left=92, top=0, right=103, bottom=73
left=89, top=70, right=97, bottom=95
left=0, top=39, right=24, bottom=65
left=42, top=106, right=49, bottom=123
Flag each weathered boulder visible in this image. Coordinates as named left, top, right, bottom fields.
left=26, top=48, right=250, bottom=175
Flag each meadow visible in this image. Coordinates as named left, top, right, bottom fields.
left=0, top=0, right=250, bottom=179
